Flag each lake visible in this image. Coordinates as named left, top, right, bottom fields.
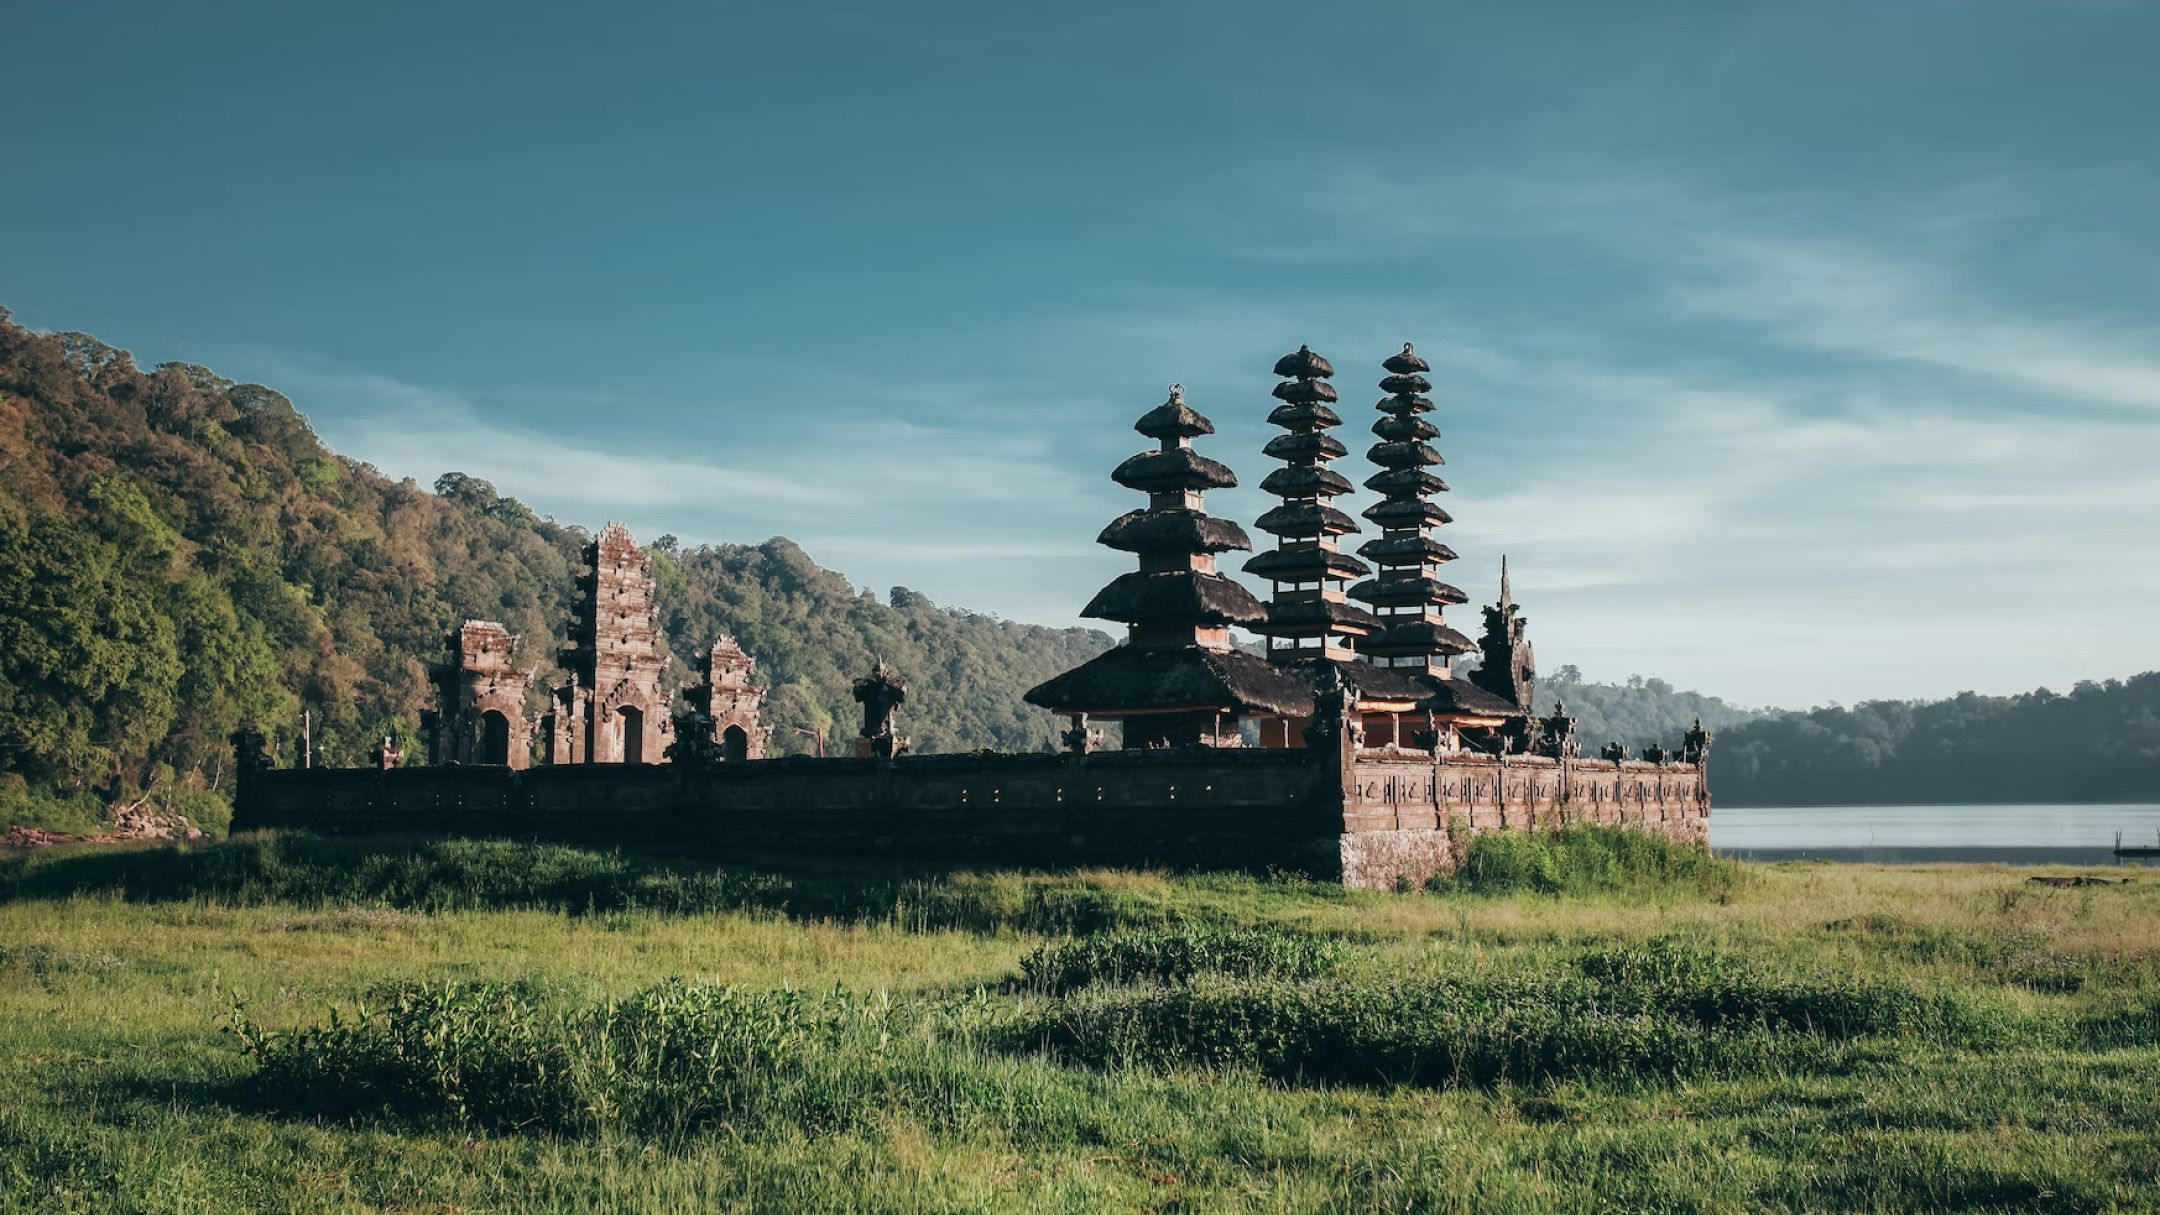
left=1710, top=803, right=2160, bottom=865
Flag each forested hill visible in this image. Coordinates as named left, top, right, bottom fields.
left=1523, top=664, right=2160, bottom=808
left=1710, top=674, right=2160, bottom=807
left=1529, top=665, right=1769, bottom=752
left=0, top=311, right=1108, bottom=832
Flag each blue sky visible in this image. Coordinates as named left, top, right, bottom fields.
left=6, top=0, right=2157, bottom=708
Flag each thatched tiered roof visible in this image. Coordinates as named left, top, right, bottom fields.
left=1352, top=345, right=1475, bottom=670
left=1026, top=386, right=1301, bottom=735
left=1246, top=345, right=1380, bottom=657
left=1025, top=646, right=1315, bottom=719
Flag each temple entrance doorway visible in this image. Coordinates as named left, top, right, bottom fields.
left=619, top=706, right=645, bottom=764
left=479, top=711, right=512, bottom=766
left=722, top=724, right=749, bottom=763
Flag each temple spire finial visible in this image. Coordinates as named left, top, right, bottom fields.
left=1500, top=554, right=1511, bottom=607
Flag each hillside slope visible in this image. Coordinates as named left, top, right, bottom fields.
left=0, top=310, right=1107, bottom=830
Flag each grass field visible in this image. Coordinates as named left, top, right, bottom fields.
left=1, top=830, right=2155, bottom=1213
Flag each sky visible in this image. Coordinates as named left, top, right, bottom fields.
left=5, top=0, right=2157, bottom=710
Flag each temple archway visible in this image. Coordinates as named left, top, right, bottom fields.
left=619, top=705, right=645, bottom=764
left=721, top=723, right=749, bottom=764
left=479, top=710, right=512, bottom=766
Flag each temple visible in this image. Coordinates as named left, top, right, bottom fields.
left=231, top=344, right=1712, bottom=888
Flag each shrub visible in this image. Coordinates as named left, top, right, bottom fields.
left=1024, top=940, right=2010, bottom=1088
left=228, top=978, right=883, bottom=1135
left=1019, top=925, right=1346, bottom=992
left=1574, top=938, right=2000, bottom=1041
left=1025, top=973, right=1800, bottom=1088
left=1430, top=825, right=1743, bottom=899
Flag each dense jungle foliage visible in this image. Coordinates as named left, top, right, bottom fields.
left=0, top=311, right=1108, bottom=831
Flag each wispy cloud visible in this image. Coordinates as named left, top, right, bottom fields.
left=1672, top=235, right=2160, bottom=413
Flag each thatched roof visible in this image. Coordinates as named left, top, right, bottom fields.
left=1255, top=501, right=1358, bottom=538
left=1260, top=465, right=1354, bottom=499
left=1273, top=345, right=1335, bottom=380
left=1349, top=574, right=1470, bottom=608
left=1097, top=508, right=1251, bottom=555
left=1267, top=401, right=1344, bottom=431
left=1133, top=397, right=1215, bottom=440
left=1253, top=598, right=1385, bottom=635
left=1269, top=377, right=1338, bottom=405
left=1245, top=547, right=1371, bottom=582
left=1383, top=344, right=1431, bottom=375
left=1082, top=571, right=1267, bottom=626
left=1372, top=415, right=1440, bottom=442
left=1269, top=656, right=1434, bottom=709
left=1367, top=440, right=1443, bottom=469
left=1421, top=676, right=1523, bottom=717
left=1112, top=447, right=1237, bottom=493
left=1363, top=467, right=1449, bottom=497
left=1274, top=658, right=1520, bottom=718
left=1364, top=620, right=1475, bottom=656
left=1373, top=393, right=1433, bottom=416
left=1363, top=498, right=1453, bottom=528
left=1262, top=432, right=1348, bottom=462
left=1025, top=645, right=1316, bottom=718
left=1356, top=534, right=1459, bottom=564
left=1379, top=372, right=1432, bottom=396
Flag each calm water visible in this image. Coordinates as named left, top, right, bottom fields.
left=1710, top=803, right=2160, bottom=865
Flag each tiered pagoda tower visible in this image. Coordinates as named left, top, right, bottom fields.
left=1025, top=386, right=1312, bottom=748
left=1352, top=344, right=1473, bottom=673
left=1247, top=346, right=1383, bottom=664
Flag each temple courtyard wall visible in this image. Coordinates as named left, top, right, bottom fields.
left=233, top=742, right=1707, bottom=889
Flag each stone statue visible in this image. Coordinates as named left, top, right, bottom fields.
left=1682, top=718, right=1713, bottom=766
left=853, top=661, right=909, bottom=759
left=1601, top=740, right=1628, bottom=763
left=1303, top=663, right=1355, bottom=749
left=372, top=736, right=405, bottom=770
left=1534, top=702, right=1579, bottom=760
left=230, top=724, right=273, bottom=778
left=1061, top=713, right=1099, bottom=755
left=1411, top=711, right=1443, bottom=753
left=1643, top=744, right=1671, bottom=766
left=665, top=707, right=719, bottom=765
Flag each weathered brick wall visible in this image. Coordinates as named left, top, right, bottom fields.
left=1338, top=748, right=1710, bottom=889
left=234, top=743, right=1709, bottom=887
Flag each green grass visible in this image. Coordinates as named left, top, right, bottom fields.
left=3, top=829, right=2158, bottom=1212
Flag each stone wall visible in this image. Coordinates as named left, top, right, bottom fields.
left=233, top=741, right=1709, bottom=887
left=1337, top=748, right=1710, bottom=889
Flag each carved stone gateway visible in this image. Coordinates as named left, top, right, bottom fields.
left=683, top=636, right=769, bottom=762
left=423, top=621, right=534, bottom=768
left=546, top=522, right=671, bottom=764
